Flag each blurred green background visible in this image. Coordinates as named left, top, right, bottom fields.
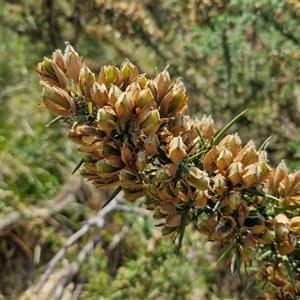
left=0, top=1, right=299, bottom=299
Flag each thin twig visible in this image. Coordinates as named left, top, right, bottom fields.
left=33, top=193, right=124, bottom=294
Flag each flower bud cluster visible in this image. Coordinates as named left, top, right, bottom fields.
left=36, top=43, right=300, bottom=299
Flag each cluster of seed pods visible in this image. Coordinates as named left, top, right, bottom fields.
left=36, top=43, right=300, bottom=299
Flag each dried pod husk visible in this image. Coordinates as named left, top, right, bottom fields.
left=40, top=81, right=75, bottom=116
left=218, top=133, right=242, bottom=157
left=90, top=82, right=109, bottom=108
left=93, top=176, right=120, bottom=188
left=199, top=115, right=216, bottom=140
left=203, top=146, right=219, bottom=173
left=160, top=79, right=189, bottom=117
left=243, top=215, right=267, bottom=234
left=186, top=167, right=209, bottom=190
left=137, top=109, right=161, bottom=135
left=97, top=106, right=118, bottom=135
left=278, top=171, right=300, bottom=198
left=161, top=225, right=179, bottom=236
left=79, top=65, right=96, bottom=99
left=194, top=189, right=208, bottom=207
left=165, top=214, right=182, bottom=227
left=213, top=174, right=228, bottom=196
left=258, top=230, right=276, bottom=244
left=215, top=216, right=236, bottom=238
left=242, top=161, right=270, bottom=187
left=118, top=166, right=143, bottom=189
left=226, top=191, right=242, bottom=210
left=36, top=57, right=67, bottom=89
left=68, top=125, right=104, bottom=146
left=217, top=148, right=233, bottom=172
left=64, top=42, right=83, bottom=83
left=115, top=91, right=133, bottom=121
left=289, top=216, right=300, bottom=235
left=96, top=156, right=124, bottom=177
left=277, top=235, right=297, bottom=255
left=234, top=140, right=258, bottom=166
left=134, top=150, right=148, bottom=172
left=169, top=115, right=191, bottom=137
left=274, top=214, right=290, bottom=238
left=156, top=182, right=176, bottom=202
left=108, top=84, right=122, bottom=106
left=272, top=160, right=288, bottom=190
left=197, top=219, right=218, bottom=236
left=121, top=143, right=134, bottom=166
left=160, top=202, right=176, bottom=215
left=239, top=236, right=257, bottom=262
left=154, top=165, right=175, bottom=183
left=79, top=141, right=103, bottom=153
left=98, top=65, right=123, bottom=89
left=52, top=49, right=66, bottom=73
left=154, top=67, right=170, bottom=105
left=121, top=59, right=139, bottom=85
left=226, top=162, right=243, bottom=186
left=144, top=133, right=159, bottom=157
left=122, top=187, right=147, bottom=201
left=133, top=88, right=156, bottom=113
left=168, top=136, right=187, bottom=165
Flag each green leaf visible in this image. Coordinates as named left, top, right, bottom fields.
left=175, top=205, right=190, bottom=256
left=212, top=109, right=247, bottom=146
left=282, top=255, right=297, bottom=291
left=101, top=185, right=122, bottom=208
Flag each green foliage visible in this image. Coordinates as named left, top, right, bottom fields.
left=0, top=0, right=300, bottom=299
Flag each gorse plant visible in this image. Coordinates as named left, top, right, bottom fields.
left=36, top=43, right=300, bottom=299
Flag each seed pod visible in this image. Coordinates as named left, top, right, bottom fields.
left=91, top=82, right=109, bottom=108
left=274, top=214, right=290, bottom=238
left=79, top=66, right=96, bottom=99
left=213, top=174, right=228, bottom=196
left=160, top=80, right=189, bottom=117
left=52, top=49, right=66, bottom=73
left=216, top=148, right=233, bottom=172
left=168, top=136, right=187, bottom=165
left=218, top=133, right=242, bottom=157
left=160, top=202, right=176, bottom=215
left=277, top=235, right=297, bottom=255
left=134, top=150, right=148, bottom=172
left=227, top=162, right=243, bottom=186
left=154, top=166, right=175, bottom=183
left=36, top=57, right=67, bottom=89
left=118, top=166, right=143, bottom=189
left=169, top=115, right=191, bottom=137
left=197, top=219, right=218, bottom=236
left=120, top=143, right=134, bottom=166
left=138, top=109, right=161, bottom=135
left=122, top=187, right=147, bottom=201
left=226, top=191, right=242, bottom=210
left=121, top=59, right=139, bottom=85
left=98, top=65, right=123, bottom=89
left=41, top=81, right=75, bottom=116
left=97, top=106, right=118, bottom=135
left=258, top=230, right=276, bottom=244
left=108, top=84, right=122, bottom=106
left=133, top=88, right=156, bottom=113
left=234, top=140, right=258, bottom=166
left=96, top=155, right=124, bottom=177
left=203, top=146, right=219, bottom=173
left=199, top=115, right=216, bottom=140
left=64, top=42, right=83, bottom=83
left=289, top=216, right=300, bottom=235
left=154, top=67, right=170, bottom=104
left=194, top=189, right=208, bottom=207
left=115, top=92, right=133, bottom=121
left=243, top=215, right=267, bottom=234
left=165, top=214, right=182, bottom=227
left=144, top=133, right=159, bottom=156
left=186, top=167, right=209, bottom=190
